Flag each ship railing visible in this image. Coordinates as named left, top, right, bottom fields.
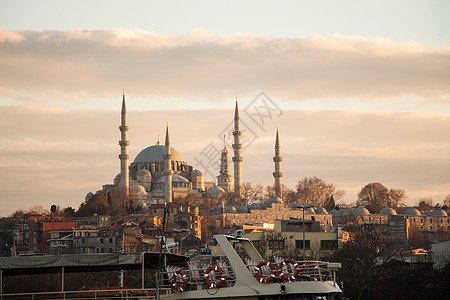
left=244, top=260, right=333, bottom=282
left=162, top=264, right=236, bottom=291
left=0, top=287, right=171, bottom=299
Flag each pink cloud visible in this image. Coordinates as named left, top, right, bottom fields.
left=0, top=29, right=449, bottom=102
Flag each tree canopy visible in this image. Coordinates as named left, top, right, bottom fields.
left=293, top=176, right=345, bottom=207
left=356, top=182, right=406, bottom=213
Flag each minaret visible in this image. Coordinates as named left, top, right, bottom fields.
left=163, top=124, right=173, bottom=203
left=273, top=129, right=283, bottom=201
left=217, top=135, right=233, bottom=192
left=119, top=92, right=130, bottom=196
left=232, top=99, right=243, bottom=198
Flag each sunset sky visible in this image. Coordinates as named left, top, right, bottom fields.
left=1, top=1, right=449, bottom=216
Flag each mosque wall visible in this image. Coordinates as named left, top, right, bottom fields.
left=226, top=203, right=333, bottom=228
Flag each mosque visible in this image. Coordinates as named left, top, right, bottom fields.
left=87, top=93, right=284, bottom=208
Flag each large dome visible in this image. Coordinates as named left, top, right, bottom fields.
left=134, top=145, right=184, bottom=163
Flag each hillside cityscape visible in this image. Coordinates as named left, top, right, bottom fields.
left=1, top=1, right=449, bottom=299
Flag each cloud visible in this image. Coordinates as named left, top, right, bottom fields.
left=0, top=29, right=449, bottom=103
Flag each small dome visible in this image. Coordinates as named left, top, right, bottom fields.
left=380, top=207, right=397, bottom=215
left=157, top=174, right=189, bottom=183
left=354, top=207, right=370, bottom=215
left=304, top=207, right=315, bottom=214
left=248, top=203, right=262, bottom=210
left=328, top=209, right=337, bottom=215
left=137, top=200, right=147, bottom=207
left=172, top=174, right=189, bottom=183
left=191, top=169, right=203, bottom=177
left=236, top=206, right=249, bottom=213
left=207, top=185, right=225, bottom=194
left=86, top=191, right=94, bottom=197
left=268, top=196, right=282, bottom=204
left=431, top=209, right=448, bottom=217
left=137, top=168, right=151, bottom=176
left=315, top=207, right=328, bottom=214
left=404, top=208, right=422, bottom=216
left=225, top=206, right=237, bottom=213
left=130, top=184, right=147, bottom=195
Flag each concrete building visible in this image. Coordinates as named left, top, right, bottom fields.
left=14, top=213, right=77, bottom=255
left=243, top=219, right=341, bottom=260
left=330, top=206, right=450, bottom=248
left=225, top=202, right=333, bottom=230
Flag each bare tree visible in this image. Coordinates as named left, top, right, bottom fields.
left=225, top=182, right=265, bottom=206
left=294, top=177, right=345, bottom=207
left=332, top=224, right=397, bottom=300
left=255, top=231, right=297, bottom=261
left=388, top=188, right=407, bottom=208
left=265, top=184, right=296, bottom=204
left=241, top=182, right=265, bottom=205
left=309, top=240, right=322, bottom=261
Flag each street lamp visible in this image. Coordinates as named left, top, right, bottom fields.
left=298, top=204, right=315, bottom=261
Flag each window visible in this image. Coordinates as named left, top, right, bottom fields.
left=269, top=239, right=285, bottom=250
left=109, top=238, right=113, bottom=244
left=295, top=240, right=310, bottom=250
left=320, top=240, right=338, bottom=250
left=101, top=238, right=104, bottom=244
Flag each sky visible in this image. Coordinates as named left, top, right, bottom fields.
left=0, top=1, right=449, bottom=216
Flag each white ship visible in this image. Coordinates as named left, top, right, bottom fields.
left=158, top=234, right=342, bottom=299
left=0, top=234, right=342, bottom=299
